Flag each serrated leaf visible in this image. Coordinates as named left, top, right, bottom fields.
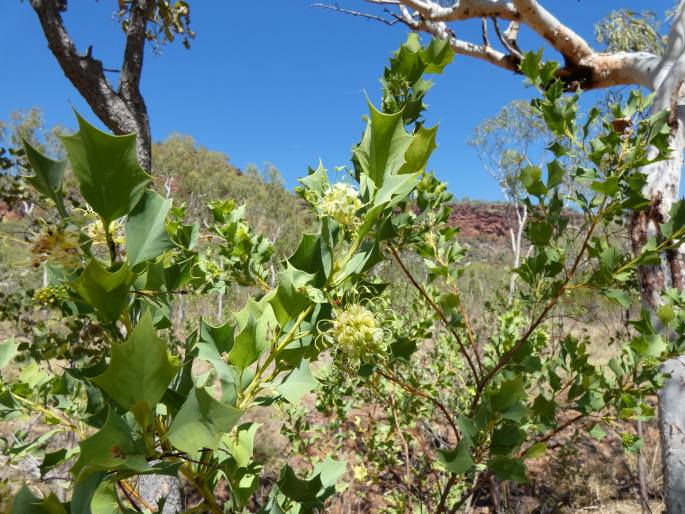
left=93, top=311, right=179, bottom=412
left=491, top=423, right=527, bottom=455
left=603, top=288, right=631, bottom=309
left=589, top=424, right=608, bottom=441
left=125, top=190, right=175, bottom=266
left=0, top=338, right=19, bottom=369
left=288, top=232, right=333, bottom=287
left=22, top=140, right=67, bottom=217
left=222, top=422, right=261, bottom=468
left=70, top=260, right=135, bottom=324
left=228, top=310, right=273, bottom=371
left=630, top=334, right=667, bottom=358
left=398, top=124, right=437, bottom=174
left=312, top=457, right=346, bottom=489
left=547, top=160, right=564, bottom=188
left=276, top=359, right=319, bottom=403
left=269, top=265, right=314, bottom=327
left=354, top=101, right=413, bottom=193
left=60, top=112, right=150, bottom=225
left=657, top=304, right=676, bottom=326
left=167, top=386, right=244, bottom=454
left=489, top=456, right=528, bottom=484
left=10, top=486, right=67, bottom=514
left=71, top=410, right=146, bottom=482
left=490, top=377, right=526, bottom=413
left=277, top=465, right=324, bottom=504
left=437, top=441, right=473, bottom=474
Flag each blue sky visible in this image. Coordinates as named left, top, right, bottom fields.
left=2, top=0, right=675, bottom=200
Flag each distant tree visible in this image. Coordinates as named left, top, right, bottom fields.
left=26, top=1, right=194, bottom=170
left=469, top=100, right=548, bottom=303
left=595, top=9, right=668, bottom=56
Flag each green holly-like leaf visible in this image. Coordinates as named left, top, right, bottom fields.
left=489, top=456, right=528, bottom=484
left=398, top=124, right=437, bottom=174
left=222, top=422, right=261, bottom=468
left=10, top=486, right=67, bottom=514
left=0, top=338, right=19, bottom=369
left=89, top=481, right=125, bottom=514
left=630, top=334, right=667, bottom=358
left=228, top=308, right=274, bottom=371
left=269, top=265, right=314, bottom=327
left=60, top=112, right=150, bottom=225
left=167, top=386, right=244, bottom=454
left=70, top=260, right=135, bottom=324
left=490, top=423, right=527, bottom=455
left=194, top=318, right=242, bottom=404
left=437, top=441, right=473, bottom=474
left=490, top=376, right=527, bottom=414
left=22, top=140, right=67, bottom=218
left=125, top=190, right=175, bottom=266
left=70, top=471, right=107, bottom=514
left=93, top=312, right=179, bottom=412
left=71, top=410, right=147, bottom=483
left=354, top=101, right=414, bottom=194
left=382, top=34, right=453, bottom=123
left=277, top=465, right=325, bottom=505
left=276, top=359, right=319, bottom=403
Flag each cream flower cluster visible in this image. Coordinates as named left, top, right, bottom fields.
left=83, top=216, right=126, bottom=248
left=29, top=224, right=81, bottom=268
left=320, top=183, right=363, bottom=227
left=331, top=303, right=386, bottom=369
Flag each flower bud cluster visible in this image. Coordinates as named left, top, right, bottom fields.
left=29, top=224, right=81, bottom=268
left=320, top=183, right=363, bottom=227
left=330, top=303, right=387, bottom=369
left=33, top=286, right=68, bottom=306
left=83, top=216, right=125, bottom=249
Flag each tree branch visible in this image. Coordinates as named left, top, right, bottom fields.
left=511, top=0, right=593, bottom=64
left=119, top=0, right=152, bottom=98
left=395, top=9, right=520, bottom=73
left=378, top=0, right=518, bottom=22
left=29, top=0, right=153, bottom=170
left=28, top=0, right=123, bottom=124
left=351, top=0, right=661, bottom=90
left=312, top=2, right=401, bottom=25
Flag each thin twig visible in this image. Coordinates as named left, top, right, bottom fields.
left=311, top=2, right=400, bottom=25
left=117, top=481, right=143, bottom=512
left=481, top=17, right=490, bottom=48
left=437, top=474, right=458, bottom=513
left=387, top=242, right=480, bottom=382
left=519, top=413, right=585, bottom=456
left=377, top=368, right=461, bottom=445
left=470, top=199, right=607, bottom=413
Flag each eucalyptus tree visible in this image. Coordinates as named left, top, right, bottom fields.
left=25, top=0, right=194, bottom=171
left=468, top=100, right=548, bottom=303
left=321, top=0, right=685, bottom=508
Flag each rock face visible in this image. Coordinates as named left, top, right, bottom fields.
left=448, top=202, right=514, bottom=240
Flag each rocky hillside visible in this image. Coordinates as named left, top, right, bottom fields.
left=450, top=201, right=514, bottom=240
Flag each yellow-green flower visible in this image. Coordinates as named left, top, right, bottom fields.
left=82, top=207, right=125, bottom=248
left=330, top=303, right=387, bottom=369
left=320, top=183, right=363, bottom=227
